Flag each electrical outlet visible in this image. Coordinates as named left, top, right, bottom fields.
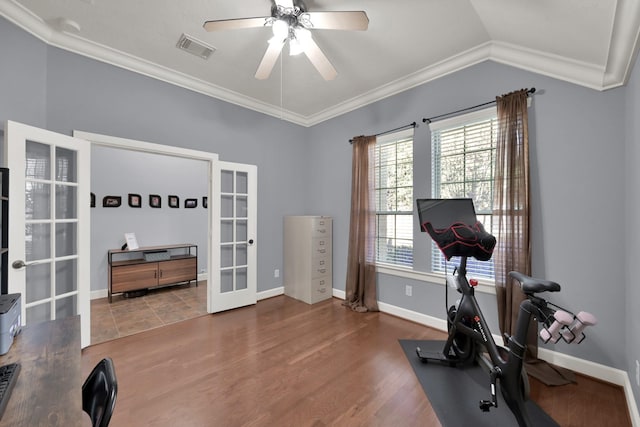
left=636, top=360, right=639, bottom=387
left=405, top=285, right=412, bottom=297
left=274, top=269, right=280, bottom=278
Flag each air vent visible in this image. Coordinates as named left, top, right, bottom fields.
left=176, top=33, right=216, bottom=60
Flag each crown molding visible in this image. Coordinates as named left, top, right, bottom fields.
left=602, top=0, right=640, bottom=89
left=2, top=0, right=637, bottom=127
left=303, top=43, right=492, bottom=126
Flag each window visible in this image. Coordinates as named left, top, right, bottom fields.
left=374, top=129, right=414, bottom=266
left=430, top=108, right=497, bottom=279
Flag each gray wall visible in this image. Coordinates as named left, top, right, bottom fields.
left=625, top=52, right=640, bottom=409
left=1, top=16, right=638, bottom=407
left=0, top=17, right=46, bottom=128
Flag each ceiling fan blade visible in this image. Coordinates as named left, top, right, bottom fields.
left=203, top=17, right=269, bottom=32
left=255, top=39, right=285, bottom=80
left=305, top=11, right=369, bottom=31
left=274, top=0, right=294, bottom=8
left=303, top=37, right=337, bottom=80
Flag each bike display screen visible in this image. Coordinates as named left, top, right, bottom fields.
left=416, top=198, right=478, bottom=230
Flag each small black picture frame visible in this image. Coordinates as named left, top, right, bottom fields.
left=185, top=198, right=197, bottom=209
left=128, top=193, right=142, bottom=208
left=90, top=192, right=96, bottom=208
left=168, top=195, right=179, bottom=208
left=103, top=195, right=121, bottom=208
left=149, top=194, right=162, bottom=208
left=202, top=196, right=208, bottom=209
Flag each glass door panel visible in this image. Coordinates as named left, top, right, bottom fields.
left=25, top=223, right=51, bottom=261
left=24, top=140, right=80, bottom=322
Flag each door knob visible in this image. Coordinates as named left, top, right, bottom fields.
left=248, top=239, right=254, bottom=245
left=11, top=260, right=40, bottom=269
left=12, top=260, right=26, bottom=269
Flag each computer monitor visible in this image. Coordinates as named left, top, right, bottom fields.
left=416, top=198, right=478, bottom=231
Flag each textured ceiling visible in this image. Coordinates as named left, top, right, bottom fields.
left=1, top=0, right=639, bottom=126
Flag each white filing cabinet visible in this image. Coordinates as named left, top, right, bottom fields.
left=284, top=216, right=332, bottom=304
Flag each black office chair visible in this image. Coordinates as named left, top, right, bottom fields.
left=82, top=357, right=118, bottom=427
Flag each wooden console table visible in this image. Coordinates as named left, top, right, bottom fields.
left=108, top=244, right=198, bottom=302
left=0, top=316, right=87, bottom=426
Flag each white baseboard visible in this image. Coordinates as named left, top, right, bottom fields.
left=333, top=288, right=639, bottom=426
left=91, top=289, right=108, bottom=300
left=258, top=286, right=284, bottom=300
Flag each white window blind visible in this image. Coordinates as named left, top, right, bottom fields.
left=430, top=107, right=497, bottom=279
left=374, top=129, right=414, bottom=267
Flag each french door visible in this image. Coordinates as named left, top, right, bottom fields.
left=210, top=161, right=257, bottom=313
left=3, top=121, right=91, bottom=347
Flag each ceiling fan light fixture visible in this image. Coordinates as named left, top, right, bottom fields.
left=289, top=38, right=303, bottom=56
left=272, top=19, right=289, bottom=39
left=295, top=27, right=311, bottom=42
left=289, top=27, right=311, bottom=56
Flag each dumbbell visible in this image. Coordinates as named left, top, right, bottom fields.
left=561, top=311, right=597, bottom=344
left=539, top=310, right=573, bottom=343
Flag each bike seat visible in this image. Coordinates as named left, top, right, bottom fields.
left=508, top=271, right=561, bottom=294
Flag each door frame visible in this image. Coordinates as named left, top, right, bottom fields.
left=73, top=131, right=220, bottom=313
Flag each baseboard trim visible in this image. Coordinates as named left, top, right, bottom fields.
left=334, top=288, right=639, bottom=425
left=258, top=286, right=284, bottom=300
left=91, top=289, right=108, bottom=300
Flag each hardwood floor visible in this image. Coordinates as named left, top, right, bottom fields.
left=82, top=296, right=631, bottom=427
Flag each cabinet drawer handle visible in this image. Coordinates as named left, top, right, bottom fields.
left=317, top=229, right=325, bottom=233
left=318, top=249, right=326, bottom=254
left=318, top=268, right=326, bottom=274
left=319, top=260, right=325, bottom=265
left=320, top=280, right=325, bottom=285
left=318, top=288, right=326, bottom=293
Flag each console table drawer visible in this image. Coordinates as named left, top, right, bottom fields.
left=112, top=263, right=159, bottom=293
left=159, top=257, right=197, bottom=285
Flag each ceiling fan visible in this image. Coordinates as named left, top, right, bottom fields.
left=203, top=0, right=369, bottom=81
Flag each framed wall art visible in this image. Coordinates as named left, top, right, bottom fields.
left=149, top=194, right=161, bottom=208
left=128, top=193, right=142, bottom=208
left=103, top=195, right=121, bottom=208
left=168, top=195, right=179, bottom=208
left=185, top=198, right=197, bottom=209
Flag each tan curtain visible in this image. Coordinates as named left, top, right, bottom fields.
left=493, top=90, right=576, bottom=385
left=344, top=135, right=379, bottom=313
left=492, top=89, right=535, bottom=355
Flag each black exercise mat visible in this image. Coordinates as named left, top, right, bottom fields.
left=399, top=339, right=559, bottom=427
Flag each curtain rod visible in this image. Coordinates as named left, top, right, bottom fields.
left=422, top=88, right=536, bottom=124
left=349, top=122, right=417, bottom=144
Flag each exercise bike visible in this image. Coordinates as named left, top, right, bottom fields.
left=415, top=199, right=596, bottom=427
